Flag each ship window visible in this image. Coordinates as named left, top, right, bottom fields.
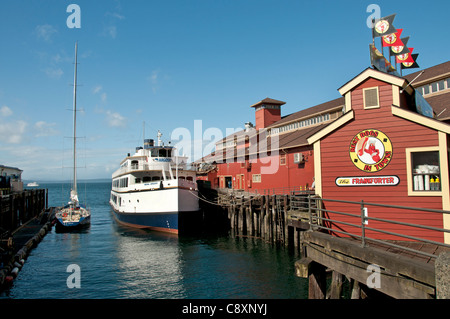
left=167, top=149, right=172, bottom=157
left=143, top=176, right=152, bottom=182
left=152, top=176, right=161, bottom=181
left=135, top=178, right=141, bottom=183
left=159, top=149, right=167, bottom=157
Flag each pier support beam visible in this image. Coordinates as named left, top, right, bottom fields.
left=436, top=252, right=450, bottom=299
left=295, top=257, right=326, bottom=299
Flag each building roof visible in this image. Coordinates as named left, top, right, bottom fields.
left=250, top=97, right=286, bottom=108
left=404, top=61, right=450, bottom=86
left=0, top=164, right=23, bottom=172
left=424, top=91, right=450, bottom=121
left=268, top=97, right=344, bottom=128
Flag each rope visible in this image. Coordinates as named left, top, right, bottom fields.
left=188, top=190, right=262, bottom=207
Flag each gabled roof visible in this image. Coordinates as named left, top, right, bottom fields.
left=338, top=67, right=414, bottom=96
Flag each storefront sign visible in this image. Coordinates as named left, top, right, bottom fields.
left=349, top=129, right=393, bottom=172
left=336, top=176, right=399, bottom=187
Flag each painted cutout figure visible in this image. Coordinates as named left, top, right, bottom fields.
left=357, top=137, right=382, bottom=164
left=365, top=140, right=381, bottom=162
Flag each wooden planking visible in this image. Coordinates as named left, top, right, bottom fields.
left=301, top=231, right=436, bottom=299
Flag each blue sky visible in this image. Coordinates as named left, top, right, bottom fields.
left=1, top=0, right=449, bottom=181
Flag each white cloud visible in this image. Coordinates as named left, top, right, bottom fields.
left=93, top=86, right=103, bottom=94
left=45, top=67, right=64, bottom=79
left=34, top=121, right=59, bottom=137
left=106, top=110, right=126, bottom=128
left=106, top=12, right=125, bottom=20
left=93, top=85, right=107, bottom=103
left=148, top=70, right=161, bottom=93
left=35, top=24, right=57, bottom=42
left=0, top=120, right=27, bottom=144
left=0, top=105, right=13, bottom=117
left=102, top=26, right=117, bottom=39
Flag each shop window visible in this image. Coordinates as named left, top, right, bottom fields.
left=363, top=87, right=379, bottom=109
left=252, top=174, right=261, bottom=183
left=406, top=147, right=441, bottom=195
left=280, top=154, right=286, bottom=165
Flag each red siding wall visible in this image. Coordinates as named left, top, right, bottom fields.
left=320, top=78, right=444, bottom=242
left=255, top=108, right=281, bottom=130
left=209, top=145, right=315, bottom=192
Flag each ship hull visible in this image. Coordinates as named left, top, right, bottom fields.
left=110, top=185, right=199, bottom=234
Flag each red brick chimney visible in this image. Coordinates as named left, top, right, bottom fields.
left=250, top=98, right=285, bottom=130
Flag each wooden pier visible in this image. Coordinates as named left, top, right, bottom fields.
left=0, top=189, right=52, bottom=290
left=216, top=189, right=450, bottom=299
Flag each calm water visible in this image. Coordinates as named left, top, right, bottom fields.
left=1, top=181, right=307, bottom=299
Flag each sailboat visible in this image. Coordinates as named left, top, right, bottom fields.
left=55, top=42, right=91, bottom=230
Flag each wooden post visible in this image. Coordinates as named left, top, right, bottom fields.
left=329, top=271, right=343, bottom=299
left=283, top=195, right=288, bottom=244
left=309, top=262, right=327, bottom=299
left=238, top=205, right=243, bottom=235
left=351, top=279, right=361, bottom=299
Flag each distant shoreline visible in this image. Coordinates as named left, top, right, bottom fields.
left=23, top=178, right=111, bottom=184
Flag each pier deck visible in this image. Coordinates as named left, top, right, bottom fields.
left=215, top=189, right=450, bottom=299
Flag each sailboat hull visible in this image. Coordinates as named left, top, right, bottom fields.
left=55, top=204, right=91, bottom=231
left=55, top=215, right=91, bottom=231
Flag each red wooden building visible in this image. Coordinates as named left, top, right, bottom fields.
left=196, top=97, right=344, bottom=192
left=196, top=61, right=450, bottom=243
left=307, top=67, right=450, bottom=243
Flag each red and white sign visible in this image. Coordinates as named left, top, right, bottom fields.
left=336, top=176, right=400, bottom=187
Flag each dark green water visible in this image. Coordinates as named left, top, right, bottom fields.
left=1, top=181, right=307, bottom=299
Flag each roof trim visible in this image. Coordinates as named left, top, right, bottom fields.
left=250, top=97, right=286, bottom=108
left=307, top=110, right=355, bottom=145
left=338, top=68, right=413, bottom=96
left=391, top=106, right=450, bottom=134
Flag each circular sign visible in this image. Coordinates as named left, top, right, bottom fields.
left=375, top=20, right=390, bottom=35
left=391, top=45, right=404, bottom=54
left=349, top=129, right=393, bottom=172
left=383, top=33, right=397, bottom=45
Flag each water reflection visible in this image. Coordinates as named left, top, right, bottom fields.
left=113, top=226, right=186, bottom=298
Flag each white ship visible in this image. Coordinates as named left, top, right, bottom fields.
left=109, top=132, right=199, bottom=234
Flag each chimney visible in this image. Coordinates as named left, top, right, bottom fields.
left=250, top=98, right=285, bottom=130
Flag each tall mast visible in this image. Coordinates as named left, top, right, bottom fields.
left=72, top=41, right=78, bottom=194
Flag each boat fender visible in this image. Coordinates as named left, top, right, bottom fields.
left=4, top=275, right=14, bottom=285
left=11, top=267, right=20, bottom=278
left=13, top=261, right=22, bottom=269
